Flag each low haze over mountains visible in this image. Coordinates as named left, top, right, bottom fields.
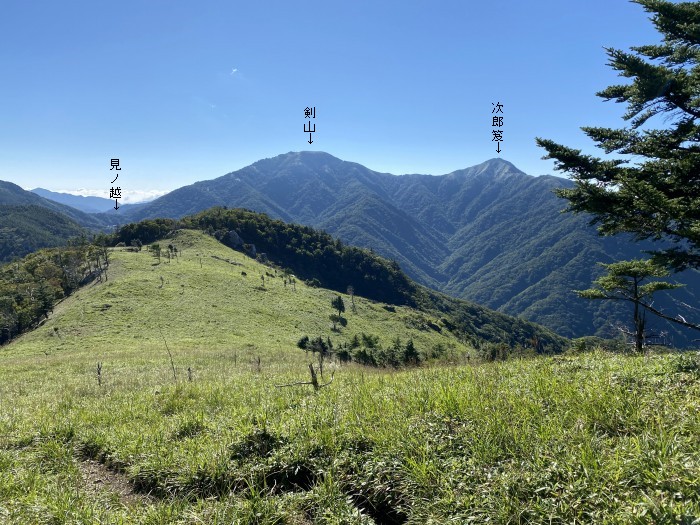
left=30, top=188, right=116, bottom=214
left=4, top=152, right=699, bottom=345
left=0, top=180, right=107, bottom=229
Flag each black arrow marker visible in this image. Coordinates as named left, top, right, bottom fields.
left=308, top=133, right=313, bottom=144
left=114, top=199, right=120, bottom=210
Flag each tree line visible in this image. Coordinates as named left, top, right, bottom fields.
left=0, top=242, right=100, bottom=344
left=297, top=333, right=424, bottom=368
left=107, top=209, right=418, bottom=307
left=104, top=209, right=568, bottom=353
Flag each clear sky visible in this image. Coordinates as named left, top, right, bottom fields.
left=0, top=1, right=663, bottom=202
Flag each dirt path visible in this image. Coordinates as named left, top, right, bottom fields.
left=78, top=457, right=153, bottom=506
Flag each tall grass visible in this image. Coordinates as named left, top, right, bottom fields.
left=1, top=231, right=699, bottom=523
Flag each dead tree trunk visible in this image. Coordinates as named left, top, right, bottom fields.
left=308, top=363, right=319, bottom=390
left=275, top=364, right=334, bottom=391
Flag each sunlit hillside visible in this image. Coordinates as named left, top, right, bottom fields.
left=1, top=230, right=699, bottom=523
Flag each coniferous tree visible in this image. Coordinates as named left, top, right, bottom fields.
left=151, top=243, right=161, bottom=263
left=536, top=1, right=700, bottom=272
left=329, top=314, right=343, bottom=331
left=331, top=295, right=345, bottom=319
left=297, top=335, right=309, bottom=351
left=403, top=339, right=420, bottom=365
left=576, top=259, right=682, bottom=352
left=388, top=337, right=403, bottom=368
left=347, top=285, right=356, bottom=312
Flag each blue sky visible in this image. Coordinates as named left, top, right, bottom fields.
left=0, top=1, right=662, bottom=202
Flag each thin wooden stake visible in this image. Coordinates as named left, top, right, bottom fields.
left=159, top=327, right=177, bottom=381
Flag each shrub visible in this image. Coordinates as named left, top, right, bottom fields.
left=297, top=335, right=309, bottom=350
left=403, top=339, right=421, bottom=365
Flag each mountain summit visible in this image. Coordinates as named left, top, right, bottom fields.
left=98, top=152, right=699, bottom=344
left=450, top=157, right=526, bottom=178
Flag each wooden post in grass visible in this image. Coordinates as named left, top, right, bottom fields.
left=159, top=328, right=177, bottom=381
left=275, top=364, right=334, bottom=391
left=96, top=362, right=102, bottom=387
left=308, top=363, right=319, bottom=389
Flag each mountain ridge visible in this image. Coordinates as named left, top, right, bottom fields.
left=4, top=152, right=698, bottom=344
left=107, top=210, right=567, bottom=353
left=30, top=188, right=116, bottom=213
left=0, top=180, right=105, bottom=227
left=85, top=151, right=699, bottom=345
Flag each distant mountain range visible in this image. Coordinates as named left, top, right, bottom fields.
left=0, top=181, right=107, bottom=229
left=30, top=188, right=116, bottom=213
left=3, top=152, right=698, bottom=345
left=0, top=204, right=87, bottom=262
left=0, top=181, right=112, bottom=262
left=30, top=187, right=151, bottom=217
left=0, top=183, right=152, bottom=262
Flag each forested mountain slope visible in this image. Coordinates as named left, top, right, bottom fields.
left=75, top=152, right=700, bottom=344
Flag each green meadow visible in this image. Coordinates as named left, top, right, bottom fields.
left=1, top=230, right=700, bottom=523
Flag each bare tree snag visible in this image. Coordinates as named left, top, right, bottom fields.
left=159, top=328, right=177, bottom=381
left=275, top=364, right=334, bottom=391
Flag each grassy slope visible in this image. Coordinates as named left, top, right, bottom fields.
left=1, top=230, right=699, bottom=523
left=4, top=229, right=467, bottom=364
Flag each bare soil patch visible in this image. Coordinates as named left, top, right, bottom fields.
left=78, top=457, right=153, bottom=506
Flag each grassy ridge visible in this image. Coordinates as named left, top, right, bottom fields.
left=6, top=229, right=467, bottom=363
left=1, top=230, right=699, bottom=523
left=108, top=209, right=567, bottom=353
